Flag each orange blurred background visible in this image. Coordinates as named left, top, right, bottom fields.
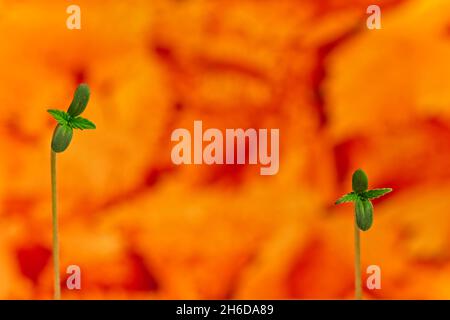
left=1, top=0, right=450, bottom=299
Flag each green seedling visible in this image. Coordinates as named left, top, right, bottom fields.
left=48, top=84, right=96, bottom=299
left=335, top=169, right=392, bottom=300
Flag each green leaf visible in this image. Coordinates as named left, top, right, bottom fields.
left=51, top=124, right=73, bottom=153
left=47, top=109, right=70, bottom=125
left=352, top=169, right=368, bottom=193
left=362, top=188, right=393, bottom=200
left=67, top=84, right=90, bottom=117
left=69, top=116, right=96, bottom=130
left=355, top=198, right=373, bottom=231
left=335, top=192, right=359, bottom=205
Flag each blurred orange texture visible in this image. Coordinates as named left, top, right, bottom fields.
left=1, top=0, right=450, bottom=299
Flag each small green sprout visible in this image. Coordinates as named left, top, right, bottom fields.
left=336, top=169, right=392, bottom=231
left=335, top=169, right=392, bottom=300
left=48, top=84, right=96, bottom=299
left=48, top=84, right=96, bottom=153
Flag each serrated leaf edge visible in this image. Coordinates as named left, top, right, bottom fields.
left=47, top=109, right=70, bottom=126
left=362, top=188, right=393, bottom=200
left=335, top=192, right=359, bottom=205
left=69, top=116, right=96, bottom=130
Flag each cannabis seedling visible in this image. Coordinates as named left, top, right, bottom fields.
left=335, top=169, right=392, bottom=300
left=48, top=84, right=96, bottom=299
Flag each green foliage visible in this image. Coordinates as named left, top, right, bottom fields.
left=67, top=84, right=90, bottom=117
left=352, top=169, right=368, bottom=193
left=70, top=116, right=96, bottom=130
left=355, top=198, right=373, bottom=231
left=335, top=169, right=392, bottom=231
left=48, top=84, right=95, bottom=153
left=47, top=109, right=70, bottom=126
left=362, top=188, right=392, bottom=200
left=335, top=192, right=359, bottom=204
left=51, top=124, right=73, bottom=153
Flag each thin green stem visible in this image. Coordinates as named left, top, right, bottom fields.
left=51, top=150, right=61, bottom=300
left=354, top=216, right=362, bottom=300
